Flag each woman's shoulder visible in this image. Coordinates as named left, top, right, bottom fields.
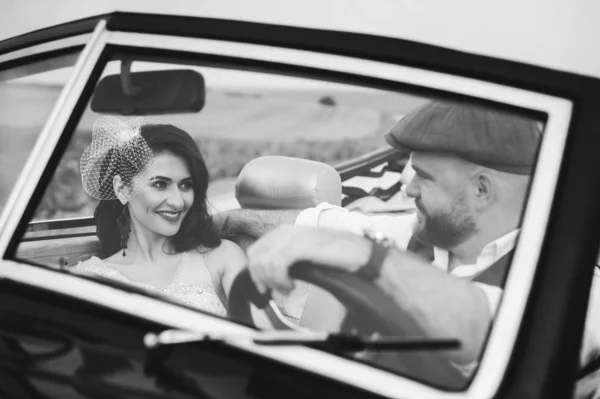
left=218, top=238, right=245, bottom=251
left=71, top=256, right=130, bottom=282
left=201, top=239, right=247, bottom=264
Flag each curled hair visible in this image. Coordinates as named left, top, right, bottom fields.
left=94, top=124, right=221, bottom=258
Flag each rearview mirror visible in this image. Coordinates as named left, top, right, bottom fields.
left=91, top=66, right=205, bottom=115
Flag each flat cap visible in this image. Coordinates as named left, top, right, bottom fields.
left=384, top=101, right=542, bottom=174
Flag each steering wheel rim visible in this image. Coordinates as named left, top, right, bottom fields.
left=228, top=262, right=466, bottom=389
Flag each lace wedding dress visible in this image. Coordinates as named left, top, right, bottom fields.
left=73, top=252, right=227, bottom=316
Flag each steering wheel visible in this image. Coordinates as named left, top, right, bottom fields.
left=228, top=262, right=466, bottom=389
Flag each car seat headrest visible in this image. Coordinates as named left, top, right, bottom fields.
left=236, top=156, right=342, bottom=209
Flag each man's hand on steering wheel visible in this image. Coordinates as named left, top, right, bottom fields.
left=246, top=225, right=371, bottom=294
left=237, top=224, right=468, bottom=388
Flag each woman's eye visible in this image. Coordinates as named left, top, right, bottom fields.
left=151, top=181, right=167, bottom=189
left=180, top=182, right=193, bottom=190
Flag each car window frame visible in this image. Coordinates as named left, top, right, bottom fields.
left=73, top=30, right=574, bottom=399
left=0, top=15, right=598, bottom=399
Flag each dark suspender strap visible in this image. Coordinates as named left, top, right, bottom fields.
left=406, top=236, right=434, bottom=262
left=471, top=251, right=513, bottom=288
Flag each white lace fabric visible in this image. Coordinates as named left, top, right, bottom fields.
left=80, top=116, right=155, bottom=201
left=73, top=252, right=226, bottom=316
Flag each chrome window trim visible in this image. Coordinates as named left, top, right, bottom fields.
left=0, top=34, right=91, bottom=64
left=0, top=28, right=572, bottom=399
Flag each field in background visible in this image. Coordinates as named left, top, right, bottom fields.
left=0, top=83, right=427, bottom=219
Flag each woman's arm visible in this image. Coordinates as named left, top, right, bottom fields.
left=213, top=239, right=248, bottom=299
left=214, top=209, right=302, bottom=238
left=213, top=239, right=283, bottom=329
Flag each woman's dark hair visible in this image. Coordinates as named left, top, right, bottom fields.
left=94, top=124, right=221, bottom=258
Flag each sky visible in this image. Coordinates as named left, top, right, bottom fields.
left=0, top=0, right=598, bottom=78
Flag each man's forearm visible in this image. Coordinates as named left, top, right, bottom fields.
left=249, top=226, right=492, bottom=364
left=294, top=230, right=491, bottom=364
left=221, top=209, right=302, bottom=238
left=375, top=250, right=492, bottom=364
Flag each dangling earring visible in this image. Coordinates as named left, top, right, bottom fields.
left=116, top=206, right=131, bottom=256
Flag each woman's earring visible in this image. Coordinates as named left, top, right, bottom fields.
left=116, top=206, right=131, bottom=256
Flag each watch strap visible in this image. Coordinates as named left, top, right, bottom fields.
left=355, top=240, right=390, bottom=281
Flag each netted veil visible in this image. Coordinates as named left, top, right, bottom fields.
left=80, top=116, right=155, bottom=200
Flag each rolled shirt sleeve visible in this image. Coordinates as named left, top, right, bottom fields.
left=295, top=202, right=416, bottom=248
left=295, top=202, right=374, bottom=235
left=295, top=202, right=341, bottom=228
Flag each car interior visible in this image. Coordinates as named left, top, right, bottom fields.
left=13, top=56, right=418, bottom=271
left=1, top=13, right=599, bottom=398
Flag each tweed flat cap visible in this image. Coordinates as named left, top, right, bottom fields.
left=384, top=101, right=542, bottom=174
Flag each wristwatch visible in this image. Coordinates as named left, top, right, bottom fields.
left=355, top=228, right=394, bottom=282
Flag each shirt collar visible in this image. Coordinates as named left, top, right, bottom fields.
left=432, top=229, right=520, bottom=277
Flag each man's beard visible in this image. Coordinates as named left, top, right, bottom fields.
left=413, top=197, right=477, bottom=249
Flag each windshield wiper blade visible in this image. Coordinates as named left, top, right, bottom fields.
left=144, top=329, right=460, bottom=352
left=143, top=329, right=459, bottom=398
left=256, top=333, right=459, bottom=351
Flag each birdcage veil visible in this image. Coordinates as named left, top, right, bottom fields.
left=80, top=116, right=155, bottom=200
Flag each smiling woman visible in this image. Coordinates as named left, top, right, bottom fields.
left=1, top=9, right=599, bottom=399
left=72, top=120, right=248, bottom=314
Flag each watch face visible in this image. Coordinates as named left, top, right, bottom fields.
left=374, top=232, right=386, bottom=241
left=364, top=229, right=390, bottom=245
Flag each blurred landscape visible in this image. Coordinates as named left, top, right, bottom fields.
left=0, top=82, right=427, bottom=220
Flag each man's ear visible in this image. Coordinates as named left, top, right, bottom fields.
left=113, top=175, right=128, bottom=205
left=473, top=171, right=496, bottom=210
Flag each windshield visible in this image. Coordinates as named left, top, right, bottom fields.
left=11, top=51, right=547, bottom=389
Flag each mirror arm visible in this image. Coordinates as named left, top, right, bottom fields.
left=120, top=60, right=141, bottom=96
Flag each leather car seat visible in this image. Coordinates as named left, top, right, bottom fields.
left=234, top=156, right=342, bottom=323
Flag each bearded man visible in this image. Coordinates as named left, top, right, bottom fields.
left=239, top=101, right=599, bottom=398
left=219, top=101, right=542, bottom=367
